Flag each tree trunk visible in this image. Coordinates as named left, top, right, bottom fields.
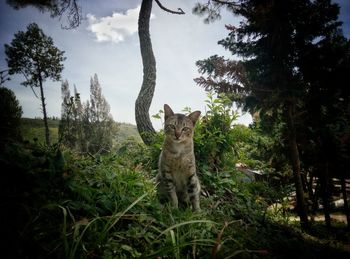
left=39, top=75, right=50, bottom=145
left=136, top=0, right=156, bottom=145
left=286, top=101, right=308, bottom=229
left=311, top=177, right=320, bottom=215
left=341, top=175, right=350, bottom=229
left=320, top=169, right=331, bottom=228
left=306, top=173, right=317, bottom=218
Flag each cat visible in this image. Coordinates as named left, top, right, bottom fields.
left=156, top=104, right=201, bottom=211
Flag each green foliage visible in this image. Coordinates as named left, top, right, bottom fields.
left=5, top=23, right=66, bottom=88
left=194, top=93, right=239, bottom=171
left=0, top=87, right=23, bottom=145
left=192, top=93, right=275, bottom=173
left=2, top=133, right=349, bottom=258
left=0, top=142, right=226, bottom=258
left=86, top=74, right=117, bottom=153
left=58, top=75, right=118, bottom=154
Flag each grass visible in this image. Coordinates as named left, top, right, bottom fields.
left=2, top=120, right=350, bottom=258
left=21, top=117, right=59, bottom=143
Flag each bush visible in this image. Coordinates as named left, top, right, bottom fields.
left=2, top=131, right=349, bottom=258
left=194, top=93, right=239, bottom=171
left=0, top=87, right=22, bottom=146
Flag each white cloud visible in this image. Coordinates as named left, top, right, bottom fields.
left=87, top=6, right=155, bottom=43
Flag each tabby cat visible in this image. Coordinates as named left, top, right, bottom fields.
left=156, top=104, right=201, bottom=211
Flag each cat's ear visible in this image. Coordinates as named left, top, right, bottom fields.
left=164, top=104, right=174, bottom=121
left=188, top=111, right=201, bottom=125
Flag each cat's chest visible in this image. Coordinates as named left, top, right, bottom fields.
left=161, top=151, right=195, bottom=175
left=165, top=154, right=192, bottom=168
left=162, top=153, right=194, bottom=189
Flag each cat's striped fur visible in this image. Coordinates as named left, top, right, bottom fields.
left=156, top=104, right=201, bottom=211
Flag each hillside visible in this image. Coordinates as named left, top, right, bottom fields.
left=20, top=118, right=142, bottom=144
left=115, top=122, right=142, bottom=142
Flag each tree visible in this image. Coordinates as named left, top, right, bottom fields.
left=136, top=0, right=184, bottom=145
left=87, top=74, right=116, bottom=153
left=59, top=79, right=78, bottom=148
left=300, top=31, right=350, bottom=228
left=5, top=23, right=66, bottom=145
left=194, top=0, right=349, bottom=229
left=0, top=87, right=23, bottom=146
left=135, top=0, right=157, bottom=145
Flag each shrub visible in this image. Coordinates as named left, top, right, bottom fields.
left=194, top=93, right=239, bottom=171
left=0, top=87, right=23, bottom=145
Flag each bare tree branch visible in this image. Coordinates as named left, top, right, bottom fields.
left=6, top=0, right=82, bottom=29
left=212, top=0, right=239, bottom=6
left=154, top=0, right=185, bottom=14
left=0, top=69, right=10, bottom=85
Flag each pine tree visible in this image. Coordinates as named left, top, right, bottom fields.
left=194, top=0, right=349, bottom=228
left=88, top=74, right=116, bottom=153
left=59, top=80, right=73, bottom=146
left=72, top=85, right=84, bottom=151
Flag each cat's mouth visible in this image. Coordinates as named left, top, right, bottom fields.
left=173, top=137, right=184, bottom=142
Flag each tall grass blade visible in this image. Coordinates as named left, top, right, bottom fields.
left=69, top=217, right=101, bottom=259
left=57, top=205, right=69, bottom=258
left=157, top=220, right=217, bottom=238
left=106, top=191, right=148, bottom=232
left=169, top=229, right=179, bottom=259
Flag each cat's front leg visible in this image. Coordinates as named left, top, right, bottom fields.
left=190, top=194, right=200, bottom=212
left=187, top=174, right=201, bottom=211
left=163, top=173, right=178, bottom=209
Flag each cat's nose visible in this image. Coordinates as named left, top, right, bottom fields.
left=175, top=131, right=181, bottom=139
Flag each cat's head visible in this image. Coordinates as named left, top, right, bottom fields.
left=163, top=104, right=201, bottom=143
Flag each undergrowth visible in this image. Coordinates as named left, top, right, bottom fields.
left=2, top=140, right=349, bottom=259
left=2, top=94, right=349, bottom=258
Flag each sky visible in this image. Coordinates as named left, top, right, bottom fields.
left=0, top=0, right=349, bottom=130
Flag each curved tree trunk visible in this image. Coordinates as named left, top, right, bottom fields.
left=136, top=0, right=156, bottom=145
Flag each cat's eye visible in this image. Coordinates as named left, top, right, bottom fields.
left=182, top=127, right=190, bottom=132
left=167, top=124, right=175, bottom=130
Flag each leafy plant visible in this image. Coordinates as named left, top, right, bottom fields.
left=194, top=92, right=239, bottom=172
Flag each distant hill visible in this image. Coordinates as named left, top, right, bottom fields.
left=20, top=118, right=142, bottom=144
left=116, top=122, right=142, bottom=142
